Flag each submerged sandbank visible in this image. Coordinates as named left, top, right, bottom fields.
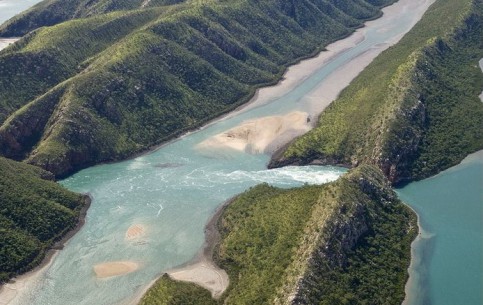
left=94, top=261, right=139, bottom=279
left=125, top=224, right=146, bottom=240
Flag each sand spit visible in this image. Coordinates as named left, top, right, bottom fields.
left=94, top=261, right=139, bottom=279
left=0, top=38, right=18, bottom=51
left=168, top=261, right=229, bottom=298
left=165, top=199, right=230, bottom=299
left=197, top=111, right=311, bottom=155
left=125, top=224, right=146, bottom=240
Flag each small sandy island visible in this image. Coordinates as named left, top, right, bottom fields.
left=94, top=261, right=139, bottom=279
left=197, top=111, right=311, bottom=155
left=125, top=224, right=146, bottom=240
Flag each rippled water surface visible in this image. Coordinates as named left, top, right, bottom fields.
left=3, top=1, right=469, bottom=304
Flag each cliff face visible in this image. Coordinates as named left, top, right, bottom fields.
left=271, top=0, right=483, bottom=185
left=283, top=165, right=416, bottom=305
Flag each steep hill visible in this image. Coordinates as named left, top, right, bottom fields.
left=270, top=0, right=483, bottom=185
left=0, top=156, right=88, bottom=283
left=139, top=165, right=417, bottom=304
left=0, top=0, right=187, bottom=37
left=0, top=0, right=396, bottom=177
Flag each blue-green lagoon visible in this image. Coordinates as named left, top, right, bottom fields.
left=400, top=151, right=483, bottom=305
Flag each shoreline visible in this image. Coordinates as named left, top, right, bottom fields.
left=399, top=149, right=483, bottom=305
left=0, top=0, right=436, bottom=303
left=400, top=204, right=429, bottom=305
left=0, top=38, right=18, bottom=51
left=65, top=0, right=431, bottom=175
left=0, top=194, right=92, bottom=305
left=127, top=198, right=234, bottom=304
left=125, top=0, right=436, bottom=303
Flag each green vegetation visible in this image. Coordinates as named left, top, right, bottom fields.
left=0, top=0, right=187, bottom=37
left=139, top=165, right=416, bottom=304
left=0, top=0, right=396, bottom=177
left=140, top=274, right=216, bottom=305
left=273, top=0, right=483, bottom=184
left=0, top=156, right=87, bottom=283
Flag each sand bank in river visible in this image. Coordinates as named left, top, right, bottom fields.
left=125, top=224, right=146, bottom=240
left=94, top=261, right=139, bottom=279
left=197, top=111, right=311, bottom=154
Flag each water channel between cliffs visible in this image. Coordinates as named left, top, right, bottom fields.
left=6, top=0, right=479, bottom=304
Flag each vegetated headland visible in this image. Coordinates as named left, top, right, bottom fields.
left=140, top=165, right=417, bottom=305
left=270, top=0, right=483, bottom=186
left=0, top=156, right=89, bottom=283
left=139, top=0, right=482, bottom=304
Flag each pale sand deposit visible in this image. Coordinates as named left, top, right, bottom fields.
left=197, top=111, right=311, bottom=154
left=0, top=38, right=18, bottom=51
left=168, top=261, right=229, bottom=298
left=125, top=224, right=146, bottom=240
left=94, top=261, right=139, bottom=279
left=208, top=0, right=435, bottom=123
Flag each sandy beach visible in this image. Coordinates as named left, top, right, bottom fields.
left=0, top=38, right=18, bottom=51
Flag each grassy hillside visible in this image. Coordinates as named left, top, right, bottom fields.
left=0, top=0, right=397, bottom=177
left=271, top=0, right=483, bottom=185
left=0, top=157, right=88, bottom=283
left=139, top=165, right=417, bottom=304
left=0, top=0, right=187, bottom=37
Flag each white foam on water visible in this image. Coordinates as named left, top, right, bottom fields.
left=207, top=166, right=346, bottom=187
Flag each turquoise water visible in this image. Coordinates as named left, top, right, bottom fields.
left=2, top=0, right=469, bottom=304
left=399, top=151, right=483, bottom=305
left=4, top=0, right=483, bottom=305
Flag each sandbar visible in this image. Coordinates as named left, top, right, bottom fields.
left=125, top=224, right=146, bottom=240
left=168, top=261, right=228, bottom=298
left=94, top=261, right=139, bottom=279
left=197, top=111, right=311, bottom=155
